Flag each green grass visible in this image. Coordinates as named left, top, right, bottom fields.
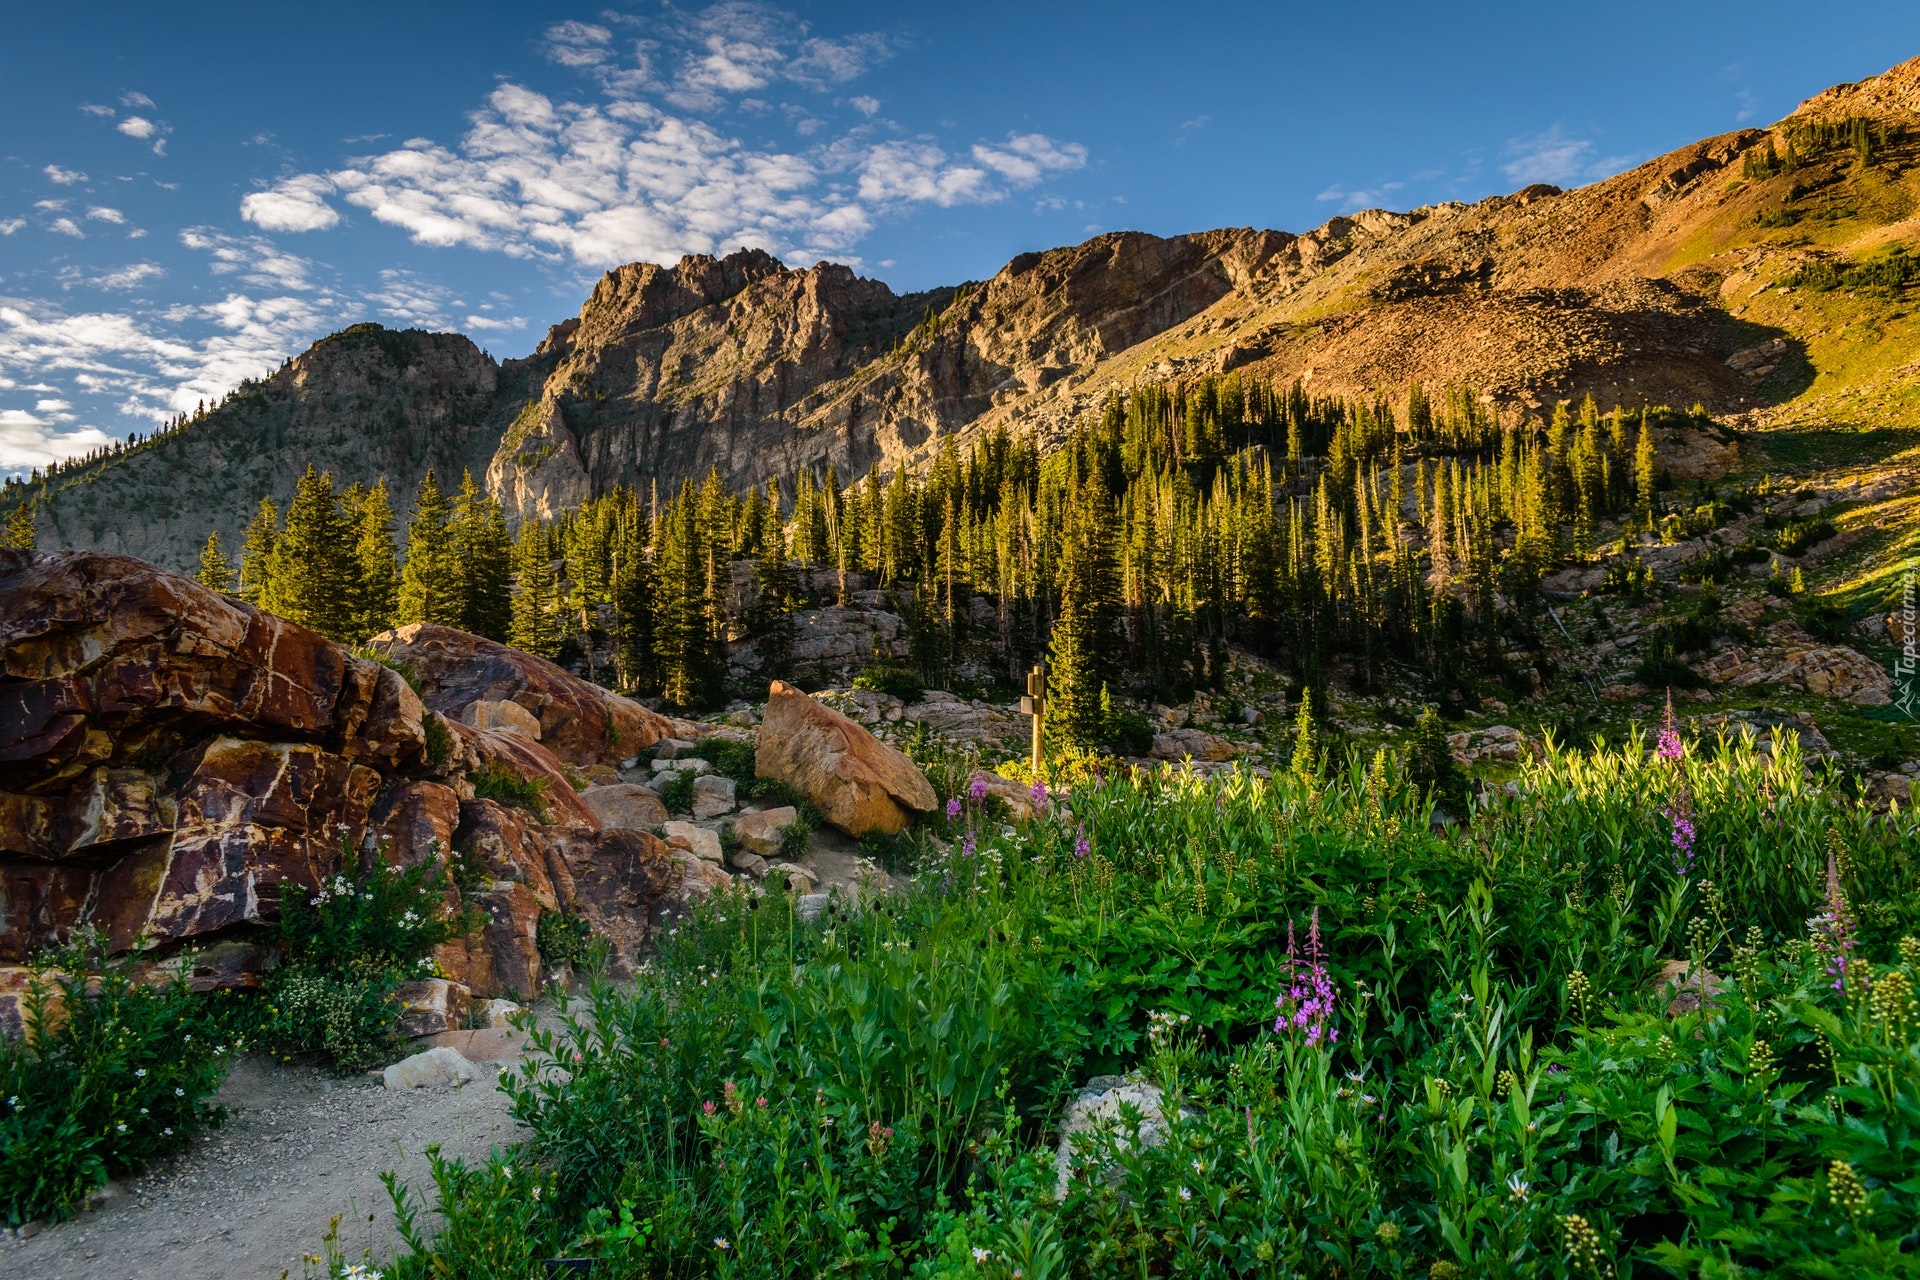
left=314, top=732, right=1920, bottom=1280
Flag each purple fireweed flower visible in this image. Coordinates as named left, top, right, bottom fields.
left=1656, top=690, right=1684, bottom=762
left=946, top=797, right=962, bottom=821
left=1274, top=909, right=1339, bottom=1047
left=960, top=831, right=977, bottom=858
left=1073, top=829, right=1091, bottom=859
left=1809, top=851, right=1862, bottom=995
left=1030, top=779, right=1048, bottom=814
left=969, top=774, right=990, bottom=805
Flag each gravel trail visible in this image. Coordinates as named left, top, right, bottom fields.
left=2, top=1055, right=525, bottom=1280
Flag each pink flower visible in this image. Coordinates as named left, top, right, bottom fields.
left=946, top=797, right=962, bottom=820
left=969, top=774, right=990, bottom=804
left=1030, top=779, right=1048, bottom=813
left=703, top=1100, right=716, bottom=1115
left=1274, top=909, right=1339, bottom=1046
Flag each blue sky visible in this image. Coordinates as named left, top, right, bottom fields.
left=2, top=1, right=1916, bottom=477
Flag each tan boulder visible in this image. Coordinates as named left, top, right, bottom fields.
left=369, top=622, right=679, bottom=767
left=732, top=806, right=798, bottom=856
left=1149, top=729, right=1238, bottom=762
left=755, top=681, right=937, bottom=836
left=662, top=820, right=723, bottom=862
left=368, top=780, right=462, bottom=867
left=463, top=698, right=542, bottom=739
left=579, top=783, right=669, bottom=830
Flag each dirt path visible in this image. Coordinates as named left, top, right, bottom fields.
left=1, top=1053, right=525, bottom=1280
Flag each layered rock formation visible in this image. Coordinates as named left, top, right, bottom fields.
left=0, top=549, right=678, bottom=1002
left=369, top=622, right=683, bottom=767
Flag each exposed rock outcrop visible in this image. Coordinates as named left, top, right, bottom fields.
left=370, top=622, right=681, bottom=767
left=755, top=681, right=938, bottom=836
left=0, top=550, right=681, bottom=1009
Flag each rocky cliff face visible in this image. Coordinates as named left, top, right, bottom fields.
left=0, top=548, right=682, bottom=1002
left=11, top=56, right=1920, bottom=552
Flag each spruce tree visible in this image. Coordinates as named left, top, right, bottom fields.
left=1288, top=688, right=1322, bottom=786
left=2, top=502, right=34, bottom=550
left=1044, top=489, right=1120, bottom=750
left=1634, top=414, right=1658, bottom=534
left=197, top=531, right=235, bottom=593
left=238, top=495, right=279, bottom=608
left=612, top=500, right=657, bottom=694
left=397, top=471, right=459, bottom=627
left=452, top=471, right=512, bottom=641
left=350, top=480, right=400, bottom=641
left=748, top=507, right=797, bottom=679
left=509, top=521, right=564, bottom=660
left=1407, top=705, right=1468, bottom=814
left=270, top=464, right=354, bottom=638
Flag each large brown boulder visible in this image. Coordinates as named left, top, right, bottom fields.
left=755, top=681, right=937, bottom=836
left=369, top=623, right=679, bottom=767
left=0, top=549, right=687, bottom=1004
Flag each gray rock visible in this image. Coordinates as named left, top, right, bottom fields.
left=732, top=805, right=798, bottom=856
left=728, top=849, right=769, bottom=877
left=579, top=782, right=669, bottom=829
left=797, top=892, right=832, bottom=922
left=383, top=1046, right=479, bottom=1091
left=1054, top=1079, right=1190, bottom=1198
left=691, top=773, right=737, bottom=819
left=662, top=821, right=724, bottom=862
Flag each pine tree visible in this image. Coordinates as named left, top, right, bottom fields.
left=349, top=480, right=400, bottom=641
left=1406, top=705, right=1467, bottom=814
left=3, top=502, right=36, bottom=550
left=1634, top=414, right=1658, bottom=534
left=1045, top=489, right=1120, bottom=750
left=196, top=531, right=234, bottom=593
left=269, top=464, right=354, bottom=638
left=611, top=498, right=657, bottom=694
left=509, top=521, right=565, bottom=660
left=397, top=471, right=459, bottom=627
left=238, top=495, right=279, bottom=608
left=748, top=505, right=798, bottom=678
left=452, top=471, right=512, bottom=641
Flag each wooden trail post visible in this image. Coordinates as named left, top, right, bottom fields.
left=1020, top=662, right=1046, bottom=776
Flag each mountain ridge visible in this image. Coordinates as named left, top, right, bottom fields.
left=10, top=53, right=1920, bottom=567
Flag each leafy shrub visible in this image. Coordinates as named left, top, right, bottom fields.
left=654, top=767, right=697, bottom=813
left=256, top=836, right=470, bottom=1074
left=683, top=737, right=757, bottom=783
left=0, top=933, right=231, bottom=1225
left=1772, top=516, right=1836, bottom=557
left=326, top=732, right=1920, bottom=1277
left=470, top=763, right=550, bottom=820
left=536, top=912, right=596, bottom=970
left=853, top=659, right=925, bottom=703
left=422, top=713, right=454, bottom=767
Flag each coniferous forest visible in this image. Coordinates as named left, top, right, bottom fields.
left=216, top=376, right=1686, bottom=753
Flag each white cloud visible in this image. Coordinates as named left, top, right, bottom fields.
left=364, top=268, right=460, bottom=328
left=463, top=313, right=527, bottom=332
left=240, top=174, right=342, bottom=232
left=113, top=112, right=172, bottom=155
left=970, top=133, right=1088, bottom=184
left=35, top=199, right=68, bottom=212
left=87, top=263, right=167, bottom=291
left=1501, top=126, right=1636, bottom=187
left=121, top=91, right=156, bottom=109
left=86, top=206, right=127, bottom=224
left=49, top=218, right=85, bottom=238
left=79, top=104, right=115, bottom=119
left=849, top=95, right=879, bottom=117
left=0, top=291, right=336, bottom=475
left=35, top=398, right=72, bottom=414
left=179, top=228, right=319, bottom=292
left=44, top=165, right=88, bottom=185
left=259, top=3, right=1080, bottom=270
left=0, top=220, right=23, bottom=236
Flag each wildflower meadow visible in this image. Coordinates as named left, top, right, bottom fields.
left=307, top=722, right=1920, bottom=1279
